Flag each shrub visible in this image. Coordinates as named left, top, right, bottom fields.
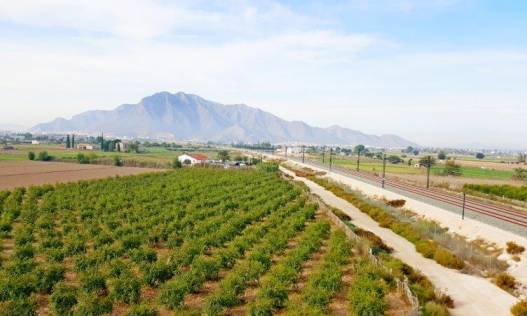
left=50, top=283, right=78, bottom=316
left=36, top=263, right=65, bottom=293
left=80, top=271, right=107, bottom=295
left=433, top=248, right=465, bottom=270
left=142, top=262, right=173, bottom=287
left=172, top=159, right=182, bottom=169
left=126, top=305, right=159, bottom=316
left=422, top=301, right=450, bottom=316
left=0, top=298, right=37, bottom=316
left=348, top=276, right=387, bottom=315
left=130, top=247, right=157, bottom=264
left=27, top=152, right=35, bottom=161
left=511, top=300, right=527, bottom=316
left=36, top=151, right=53, bottom=161
left=437, top=293, right=454, bottom=308
left=74, top=293, right=113, bottom=315
left=14, top=244, right=34, bottom=259
left=495, top=273, right=516, bottom=291
left=513, top=168, right=527, bottom=181
left=113, top=156, right=123, bottom=167
left=386, top=199, right=406, bottom=208
left=354, top=228, right=392, bottom=254
left=76, top=153, right=90, bottom=164
left=507, top=241, right=525, bottom=255
left=107, top=259, right=130, bottom=278
left=331, top=207, right=351, bottom=221
left=121, top=235, right=143, bottom=251
left=415, top=240, right=437, bottom=259
left=111, top=276, right=141, bottom=304
left=159, top=279, right=188, bottom=310
left=0, top=273, right=37, bottom=301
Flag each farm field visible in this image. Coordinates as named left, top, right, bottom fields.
left=302, top=154, right=525, bottom=190
left=0, top=160, right=159, bottom=190
left=0, top=166, right=448, bottom=315
left=0, top=144, right=222, bottom=168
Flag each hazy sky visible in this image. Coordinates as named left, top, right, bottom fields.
left=1, top=1, right=526, bottom=148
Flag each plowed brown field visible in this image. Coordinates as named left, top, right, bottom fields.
left=0, top=160, right=160, bottom=190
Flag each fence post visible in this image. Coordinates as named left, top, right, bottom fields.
left=382, top=153, right=386, bottom=189
left=462, top=192, right=466, bottom=220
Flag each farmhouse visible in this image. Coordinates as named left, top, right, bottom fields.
left=178, top=153, right=209, bottom=165
left=77, top=143, right=95, bottom=150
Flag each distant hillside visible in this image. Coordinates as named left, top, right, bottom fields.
left=31, top=92, right=417, bottom=147
left=0, top=123, right=28, bottom=132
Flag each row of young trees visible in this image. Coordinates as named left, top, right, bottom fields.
left=0, top=167, right=308, bottom=314
left=247, top=221, right=330, bottom=315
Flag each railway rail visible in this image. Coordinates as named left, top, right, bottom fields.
left=285, top=156, right=527, bottom=230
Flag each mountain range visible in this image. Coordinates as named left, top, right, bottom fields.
left=31, top=92, right=417, bottom=147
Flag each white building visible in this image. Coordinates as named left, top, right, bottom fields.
left=178, top=154, right=209, bottom=165
left=286, top=146, right=303, bottom=154
left=31, top=140, right=40, bottom=145
left=77, top=143, right=95, bottom=150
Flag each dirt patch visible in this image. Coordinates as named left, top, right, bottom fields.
left=0, top=160, right=161, bottom=190
left=329, top=263, right=354, bottom=316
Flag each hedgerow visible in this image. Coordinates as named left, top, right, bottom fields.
left=304, top=175, right=465, bottom=270
left=464, top=184, right=527, bottom=202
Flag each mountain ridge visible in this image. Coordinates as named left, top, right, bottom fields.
left=31, top=91, right=417, bottom=147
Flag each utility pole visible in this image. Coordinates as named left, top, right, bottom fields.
left=329, top=147, right=333, bottom=170
left=356, top=149, right=361, bottom=172
left=322, top=146, right=325, bottom=164
left=426, top=155, right=432, bottom=189
left=382, top=152, right=387, bottom=189
left=462, top=192, right=466, bottom=220
left=285, top=146, right=287, bottom=158
left=302, top=145, right=305, bottom=163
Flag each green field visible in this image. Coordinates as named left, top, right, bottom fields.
left=0, top=144, right=222, bottom=167
left=309, top=155, right=515, bottom=180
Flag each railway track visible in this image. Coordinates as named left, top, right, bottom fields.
left=287, top=156, right=527, bottom=230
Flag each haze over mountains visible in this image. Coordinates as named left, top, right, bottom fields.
left=31, top=92, right=416, bottom=147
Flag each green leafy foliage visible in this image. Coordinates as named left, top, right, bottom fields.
left=464, top=184, right=527, bottom=202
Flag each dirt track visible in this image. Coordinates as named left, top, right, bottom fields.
left=0, top=160, right=160, bottom=190
left=281, top=166, right=517, bottom=315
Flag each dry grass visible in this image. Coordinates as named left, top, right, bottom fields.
left=506, top=241, right=526, bottom=255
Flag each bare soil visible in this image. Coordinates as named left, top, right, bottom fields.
left=0, top=160, right=160, bottom=190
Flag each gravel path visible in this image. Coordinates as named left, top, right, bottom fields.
left=281, top=166, right=517, bottom=315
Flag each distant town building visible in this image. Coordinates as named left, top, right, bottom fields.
left=286, top=147, right=303, bottom=154
left=178, top=154, right=209, bottom=165
left=31, top=140, right=40, bottom=145
left=77, top=143, right=95, bottom=151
